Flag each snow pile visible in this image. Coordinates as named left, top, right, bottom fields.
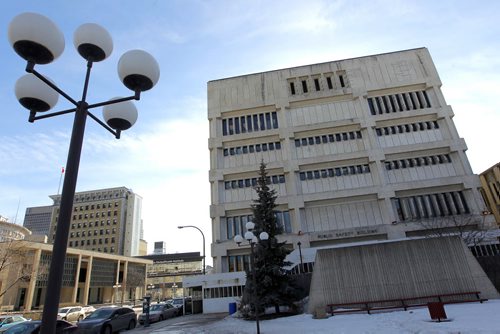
left=197, top=300, right=500, bottom=333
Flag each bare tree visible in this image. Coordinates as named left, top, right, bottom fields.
left=415, top=214, right=490, bottom=246
left=0, top=240, right=33, bottom=299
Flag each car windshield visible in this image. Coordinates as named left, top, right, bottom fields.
left=58, top=307, right=70, bottom=313
left=85, top=308, right=115, bottom=319
left=4, top=322, right=38, bottom=333
left=150, top=304, right=163, bottom=311
left=173, top=299, right=183, bottom=305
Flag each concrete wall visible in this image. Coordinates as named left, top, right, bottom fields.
left=308, top=236, right=499, bottom=313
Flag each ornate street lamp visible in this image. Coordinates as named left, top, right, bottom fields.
left=8, top=12, right=160, bottom=334
left=234, top=221, right=269, bottom=334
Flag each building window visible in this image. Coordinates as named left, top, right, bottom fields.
left=326, top=77, right=333, bottom=89
left=290, top=82, right=296, bottom=95
left=314, top=78, right=320, bottom=91
left=301, top=80, right=308, bottom=93
left=392, top=190, right=470, bottom=222
left=339, top=74, right=345, bottom=88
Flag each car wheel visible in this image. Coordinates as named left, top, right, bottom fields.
left=128, top=319, right=136, bottom=330
left=102, top=325, right=112, bottom=334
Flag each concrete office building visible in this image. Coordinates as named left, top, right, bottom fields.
left=479, top=162, right=500, bottom=225
left=22, top=205, right=54, bottom=236
left=137, top=251, right=203, bottom=301
left=0, top=240, right=151, bottom=312
left=208, top=47, right=491, bottom=273
left=24, top=187, right=144, bottom=256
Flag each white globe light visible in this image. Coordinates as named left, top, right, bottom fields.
left=8, top=12, right=65, bottom=64
left=259, top=232, right=269, bottom=241
left=102, top=98, right=137, bottom=130
left=246, top=221, right=255, bottom=231
left=244, top=231, right=254, bottom=242
left=234, top=235, right=244, bottom=244
left=15, top=74, right=59, bottom=111
left=118, top=49, right=160, bottom=92
left=73, top=23, right=113, bottom=62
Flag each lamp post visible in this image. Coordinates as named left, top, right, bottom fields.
left=234, top=221, right=269, bottom=334
left=178, top=225, right=206, bottom=275
left=8, top=13, right=160, bottom=334
left=172, top=282, right=178, bottom=298
left=297, top=241, right=303, bottom=274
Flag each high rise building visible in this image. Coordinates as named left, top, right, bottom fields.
left=24, top=186, right=144, bottom=256
left=208, top=47, right=489, bottom=273
left=154, top=241, right=166, bottom=254
left=22, top=205, right=55, bottom=236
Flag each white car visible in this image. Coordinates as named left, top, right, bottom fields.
left=58, top=306, right=86, bottom=322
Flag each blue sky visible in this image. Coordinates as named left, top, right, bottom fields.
left=1, top=1, right=499, bottom=260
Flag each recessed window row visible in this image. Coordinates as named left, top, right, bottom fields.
left=74, top=191, right=122, bottom=202
left=385, top=154, right=451, bottom=170
left=69, top=228, right=117, bottom=238
left=223, top=141, right=281, bottom=157
left=222, top=111, right=278, bottom=136
left=69, top=237, right=116, bottom=248
left=225, top=174, right=285, bottom=190
left=69, top=219, right=117, bottom=229
left=470, top=244, right=500, bottom=258
left=73, top=202, right=118, bottom=211
left=295, top=131, right=362, bottom=147
left=375, top=120, right=439, bottom=136
left=299, top=164, right=370, bottom=181
left=368, top=90, right=431, bottom=115
left=226, top=211, right=291, bottom=240
left=72, top=211, right=117, bottom=220
left=392, top=191, right=470, bottom=222
left=204, top=284, right=245, bottom=298
left=289, top=72, right=347, bottom=96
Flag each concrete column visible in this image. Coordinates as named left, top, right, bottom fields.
left=122, top=261, right=128, bottom=304
left=25, top=248, right=42, bottom=311
left=71, top=254, right=82, bottom=304
left=112, top=260, right=121, bottom=304
left=83, top=256, right=93, bottom=305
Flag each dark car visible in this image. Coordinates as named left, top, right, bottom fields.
left=77, top=306, right=136, bottom=334
left=138, top=303, right=178, bottom=324
left=3, top=319, right=78, bottom=334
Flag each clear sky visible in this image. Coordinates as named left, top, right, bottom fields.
left=1, top=1, right=499, bottom=263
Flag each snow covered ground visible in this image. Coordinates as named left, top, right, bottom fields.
left=189, top=300, right=500, bottom=334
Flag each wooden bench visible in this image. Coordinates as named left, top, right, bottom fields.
left=327, top=291, right=487, bottom=316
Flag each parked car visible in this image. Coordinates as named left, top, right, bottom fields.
left=82, top=305, right=96, bottom=316
left=77, top=306, right=136, bottom=334
left=170, top=298, right=184, bottom=310
left=0, top=316, right=30, bottom=333
left=57, top=306, right=86, bottom=322
left=138, top=303, right=178, bottom=324
left=3, top=319, right=77, bottom=334
left=169, top=297, right=192, bottom=314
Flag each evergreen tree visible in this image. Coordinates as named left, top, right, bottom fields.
left=242, top=161, right=300, bottom=316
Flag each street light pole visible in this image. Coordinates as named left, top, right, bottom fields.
left=8, top=13, right=160, bottom=334
left=234, top=221, right=269, bottom=334
left=178, top=225, right=206, bottom=275
left=297, top=241, right=303, bottom=274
